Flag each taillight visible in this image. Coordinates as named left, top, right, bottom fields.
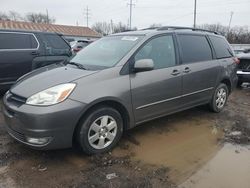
left=73, top=48, right=80, bottom=53
left=233, top=57, right=240, bottom=64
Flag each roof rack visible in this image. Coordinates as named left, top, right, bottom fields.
left=156, top=26, right=219, bottom=34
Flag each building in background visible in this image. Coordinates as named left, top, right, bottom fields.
left=0, top=20, right=101, bottom=43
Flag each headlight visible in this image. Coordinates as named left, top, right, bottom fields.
left=26, top=83, right=76, bottom=106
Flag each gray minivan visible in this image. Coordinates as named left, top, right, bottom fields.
left=3, top=27, right=238, bottom=154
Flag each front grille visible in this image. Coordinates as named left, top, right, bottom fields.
left=238, top=59, right=250, bottom=70
left=6, top=92, right=26, bottom=107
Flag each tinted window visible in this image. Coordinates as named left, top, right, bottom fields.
left=44, top=34, right=69, bottom=49
left=178, top=35, right=213, bottom=63
left=209, top=36, right=233, bottom=59
left=135, top=35, right=176, bottom=69
left=43, top=34, right=70, bottom=55
left=0, top=32, right=38, bottom=50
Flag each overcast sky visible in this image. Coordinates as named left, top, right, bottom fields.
left=1, top=0, right=250, bottom=29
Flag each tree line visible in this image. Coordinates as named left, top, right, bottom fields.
left=0, top=10, right=55, bottom=24
left=92, top=22, right=250, bottom=44
left=1, top=11, right=250, bottom=44
left=91, top=21, right=137, bottom=36
left=198, top=24, right=250, bottom=44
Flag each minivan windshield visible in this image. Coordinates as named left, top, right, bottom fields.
left=70, top=35, right=143, bottom=70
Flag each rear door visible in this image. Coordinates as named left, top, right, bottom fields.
left=0, top=32, right=39, bottom=85
left=130, top=34, right=183, bottom=123
left=176, top=34, right=220, bottom=107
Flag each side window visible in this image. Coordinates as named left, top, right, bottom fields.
left=43, top=34, right=70, bottom=56
left=135, top=35, right=176, bottom=69
left=178, top=35, right=213, bottom=63
left=209, top=36, right=233, bottom=59
left=0, top=33, right=37, bottom=50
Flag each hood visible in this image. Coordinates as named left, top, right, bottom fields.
left=237, top=53, right=250, bottom=60
left=11, top=64, right=98, bottom=98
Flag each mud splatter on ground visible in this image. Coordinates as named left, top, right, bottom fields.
left=0, top=86, right=249, bottom=188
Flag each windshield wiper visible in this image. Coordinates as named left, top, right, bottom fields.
left=67, top=62, right=87, bottom=70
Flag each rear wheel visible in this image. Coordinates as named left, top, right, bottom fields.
left=76, top=106, right=123, bottom=155
left=209, top=83, right=228, bottom=113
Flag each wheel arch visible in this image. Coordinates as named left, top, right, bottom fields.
left=220, top=77, right=232, bottom=94
left=72, top=98, right=131, bottom=145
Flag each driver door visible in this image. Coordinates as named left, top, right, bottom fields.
left=130, top=35, right=183, bottom=123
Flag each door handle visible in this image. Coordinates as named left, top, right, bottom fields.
left=31, top=51, right=39, bottom=56
left=183, top=67, right=191, bottom=73
left=171, top=69, right=181, bottom=76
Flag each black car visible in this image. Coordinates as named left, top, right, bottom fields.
left=0, top=29, right=72, bottom=90
left=237, top=52, right=250, bottom=86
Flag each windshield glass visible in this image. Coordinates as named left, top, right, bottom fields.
left=70, top=35, right=143, bottom=70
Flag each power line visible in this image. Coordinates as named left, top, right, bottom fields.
left=127, top=0, right=136, bottom=29
left=84, top=6, right=91, bottom=27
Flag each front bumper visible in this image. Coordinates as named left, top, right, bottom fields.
left=2, top=92, right=86, bottom=150
left=237, top=70, right=250, bottom=83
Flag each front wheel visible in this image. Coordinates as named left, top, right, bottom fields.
left=209, top=83, right=229, bottom=113
left=76, top=106, right=123, bottom=155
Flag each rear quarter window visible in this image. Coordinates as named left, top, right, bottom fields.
left=178, top=34, right=213, bottom=63
left=209, top=36, right=233, bottom=59
left=43, top=34, right=70, bottom=56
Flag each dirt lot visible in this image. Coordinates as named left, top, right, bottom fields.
left=0, top=86, right=250, bottom=188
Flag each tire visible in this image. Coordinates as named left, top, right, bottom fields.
left=209, top=83, right=229, bottom=113
left=76, top=106, right=123, bottom=155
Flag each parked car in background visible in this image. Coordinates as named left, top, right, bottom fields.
left=3, top=27, right=238, bottom=154
left=237, top=51, right=250, bottom=86
left=0, top=29, right=72, bottom=91
left=71, top=39, right=92, bottom=53
left=234, top=49, right=244, bottom=55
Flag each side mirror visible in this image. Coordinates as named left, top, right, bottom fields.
left=134, top=59, right=154, bottom=72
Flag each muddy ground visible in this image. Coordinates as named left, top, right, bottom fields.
left=0, top=86, right=250, bottom=188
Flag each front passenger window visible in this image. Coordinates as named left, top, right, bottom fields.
left=135, top=35, right=176, bottom=69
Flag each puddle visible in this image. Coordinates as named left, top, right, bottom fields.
left=113, top=117, right=223, bottom=183
left=180, top=143, right=250, bottom=188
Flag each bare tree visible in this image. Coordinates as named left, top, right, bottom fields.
left=0, top=12, right=10, bottom=20
left=113, top=22, right=132, bottom=33
left=92, top=22, right=111, bottom=36
left=8, top=11, right=23, bottom=21
left=198, top=24, right=250, bottom=44
left=148, top=23, right=162, bottom=29
left=92, top=21, right=136, bottom=36
left=25, top=13, right=55, bottom=24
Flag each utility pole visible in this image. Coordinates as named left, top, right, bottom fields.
left=84, top=6, right=90, bottom=27
left=228, top=11, right=234, bottom=34
left=46, top=9, right=49, bottom=24
left=193, top=0, right=197, bottom=28
left=127, top=0, right=135, bottom=30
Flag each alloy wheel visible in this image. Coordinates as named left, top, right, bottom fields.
left=88, top=115, right=118, bottom=149
left=216, top=88, right=227, bottom=109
